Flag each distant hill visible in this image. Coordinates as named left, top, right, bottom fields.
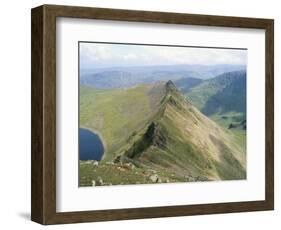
left=174, top=77, right=203, bottom=94
left=80, top=71, right=137, bottom=88
left=80, top=64, right=246, bottom=89
left=177, top=70, right=246, bottom=127
left=80, top=81, right=246, bottom=182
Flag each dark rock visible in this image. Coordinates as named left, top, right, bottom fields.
left=228, top=123, right=236, bottom=129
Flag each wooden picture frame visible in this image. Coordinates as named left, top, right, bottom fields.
left=31, top=4, right=274, bottom=225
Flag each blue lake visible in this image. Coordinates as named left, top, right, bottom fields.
left=79, top=128, right=104, bottom=161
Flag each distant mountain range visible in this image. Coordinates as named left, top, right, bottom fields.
left=80, top=81, right=246, bottom=183
left=80, top=64, right=246, bottom=89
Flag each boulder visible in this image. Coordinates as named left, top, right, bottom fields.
left=97, top=177, right=104, bottom=186
left=92, top=161, right=99, bottom=166
left=126, top=162, right=135, bottom=170
left=149, top=174, right=159, bottom=183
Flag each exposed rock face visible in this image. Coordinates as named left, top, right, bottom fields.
left=152, top=124, right=167, bottom=148
left=228, top=120, right=247, bottom=130
left=166, top=80, right=179, bottom=93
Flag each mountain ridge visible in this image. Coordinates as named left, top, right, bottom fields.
left=109, top=81, right=246, bottom=180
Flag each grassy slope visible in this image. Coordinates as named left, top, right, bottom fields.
left=120, top=82, right=246, bottom=180
left=80, top=83, right=165, bottom=161
left=184, top=71, right=246, bottom=128
left=80, top=161, right=188, bottom=186
left=80, top=81, right=246, bottom=185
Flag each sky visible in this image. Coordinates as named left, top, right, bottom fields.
left=79, top=42, right=247, bottom=70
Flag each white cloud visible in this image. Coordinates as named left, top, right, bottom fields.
left=80, top=43, right=113, bottom=61
left=144, top=46, right=247, bottom=65
left=80, top=43, right=247, bottom=69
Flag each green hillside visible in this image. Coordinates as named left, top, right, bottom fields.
left=80, top=81, right=246, bottom=185
left=174, top=77, right=203, bottom=94
left=80, top=83, right=166, bottom=161
left=182, top=71, right=246, bottom=128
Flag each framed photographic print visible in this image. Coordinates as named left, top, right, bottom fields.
left=31, top=4, right=274, bottom=225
